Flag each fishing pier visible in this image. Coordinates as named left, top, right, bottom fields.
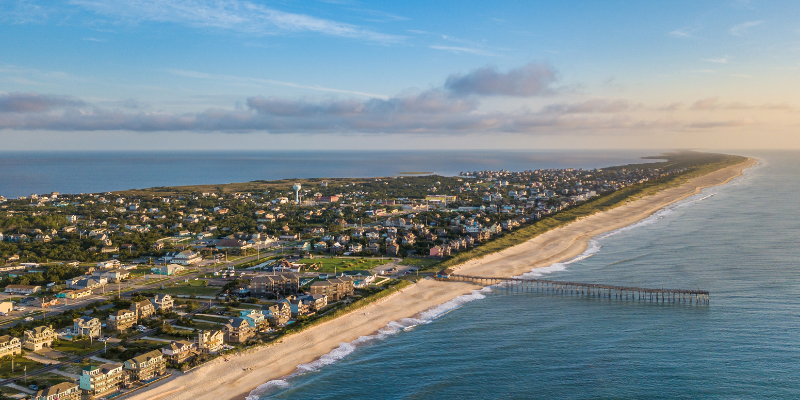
left=441, top=273, right=709, bottom=304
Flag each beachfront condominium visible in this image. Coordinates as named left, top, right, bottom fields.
left=196, top=329, right=224, bottom=354
left=108, top=309, right=137, bottom=331
left=80, top=363, right=129, bottom=398
left=124, top=350, right=167, bottom=382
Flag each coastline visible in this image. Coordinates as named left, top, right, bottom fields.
left=126, top=157, right=756, bottom=400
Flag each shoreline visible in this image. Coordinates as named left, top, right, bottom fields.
left=126, top=157, right=756, bottom=400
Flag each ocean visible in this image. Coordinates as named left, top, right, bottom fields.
left=246, top=151, right=800, bottom=399
left=0, top=150, right=658, bottom=198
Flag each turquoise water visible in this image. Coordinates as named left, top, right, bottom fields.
left=249, top=151, right=800, bottom=399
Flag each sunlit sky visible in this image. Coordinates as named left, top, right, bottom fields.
left=1, top=0, right=798, bottom=150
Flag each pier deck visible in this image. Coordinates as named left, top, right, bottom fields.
left=442, top=274, right=709, bottom=304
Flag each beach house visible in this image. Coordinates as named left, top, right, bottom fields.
left=73, top=316, right=102, bottom=338
left=223, top=318, right=254, bottom=343
left=80, top=363, right=129, bottom=398
left=0, top=335, right=22, bottom=358
left=195, top=330, right=224, bottom=354
left=108, top=309, right=137, bottom=331
left=33, top=382, right=80, bottom=400
left=161, top=340, right=195, bottom=365
left=23, top=325, right=56, bottom=351
left=152, top=294, right=174, bottom=311
left=124, top=350, right=166, bottom=382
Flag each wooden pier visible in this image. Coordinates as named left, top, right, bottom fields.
left=442, top=273, right=709, bottom=304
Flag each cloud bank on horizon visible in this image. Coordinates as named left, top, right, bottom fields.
left=1, top=0, right=799, bottom=149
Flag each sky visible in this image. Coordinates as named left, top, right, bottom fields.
left=1, top=0, right=799, bottom=150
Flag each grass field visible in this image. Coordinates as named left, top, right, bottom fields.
left=53, top=338, right=106, bottom=355
left=399, top=257, right=442, bottom=268
left=295, top=257, right=390, bottom=273
left=0, top=355, right=45, bottom=379
left=153, top=279, right=221, bottom=296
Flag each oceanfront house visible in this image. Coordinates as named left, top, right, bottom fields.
left=289, top=298, right=312, bottom=317
left=161, top=340, right=195, bottom=365
left=108, top=309, right=137, bottom=331
left=33, top=382, right=81, bottom=400
left=248, top=273, right=300, bottom=297
left=151, top=264, right=185, bottom=276
left=4, top=284, right=41, bottom=294
left=266, top=302, right=292, bottom=327
left=436, top=268, right=455, bottom=279
left=195, top=330, right=224, bottom=354
left=74, top=316, right=102, bottom=338
left=152, top=294, right=174, bottom=311
left=23, top=325, right=56, bottom=351
left=124, top=350, right=167, bottom=382
left=131, top=299, right=155, bottom=320
left=223, top=317, right=254, bottom=343
left=298, top=294, right=327, bottom=312
left=80, top=363, right=129, bottom=398
left=0, top=335, right=22, bottom=358
left=239, top=310, right=266, bottom=331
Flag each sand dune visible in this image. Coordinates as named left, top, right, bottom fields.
left=126, top=157, right=755, bottom=400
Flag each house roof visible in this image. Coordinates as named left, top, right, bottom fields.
left=128, top=349, right=163, bottom=365
left=35, top=382, right=78, bottom=397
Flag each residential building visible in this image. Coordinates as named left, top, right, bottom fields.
left=23, top=325, right=56, bottom=351
left=152, top=294, right=174, bottom=311
left=195, top=330, right=224, bottom=354
left=73, top=316, right=101, bottom=338
left=266, top=302, right=291, bottom=327
left=162, top=250, right=202, bottom=265
left=124, top=350, right=166, bottom=382
left=80, top=363, right=129, bottom=398
left=223, top=318, right=254, bottom=343
left=313, top=276, right=354, bottom=301
left=249, top=273, right=299, bottom=297
left=4, top=284, right=41, bottom=294
left=289, top=298, right=312, bottom=317
left=298, top=294, right=327, bottom=312
left=238, top=310, right=266, bottom=331
left=65, top=277, right=106, bottom=290
left=131, top=299, right=155, bottom=320
left=91, top=269, right=130, bottom=282
left=0, top=302, right=13, bottom=314
left=96, top=260, right=121, bottom=269
left=33, top=382, right=80, bottom=400
left=161, top=340, right=195, bottom=365
left=0, top=335, right=22, bottom=358
left=58, top=288, right=93, bottom=299
left=151, top=264, right=184, bottom=275
left=108, top=309, right=137, bottom=331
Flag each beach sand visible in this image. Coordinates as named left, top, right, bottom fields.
left=128, top=157, right=755, bottom=400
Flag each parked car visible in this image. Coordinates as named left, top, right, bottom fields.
left=29, top=385, right=38, bottom=390
left=24, top=317, right=34, bottom=322
left=137, top=325, right=147, bottom=332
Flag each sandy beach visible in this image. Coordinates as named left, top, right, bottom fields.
left=127, top=157, right=756, bottom=400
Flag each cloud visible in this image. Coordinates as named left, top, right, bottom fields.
left=83, top=37, right=106, bottom=42
left=0, top=92, right=85, bottom=113
left=444, top=62, right=558, bottom=97
left=669, top=27, right=698, bottom=38
left=690, top=97, right=720, bottom=110
left=729, top=20, right=763, bottom=36
left=658, top=102, right=682, bottom=111
left=429, top=46, right=496, bottom=57
left=703, top=56, right=729, bottom=64
left=689, top=119, right=754, bottom=128
left=69, top=0, right=405, bottom=43
left=539, top=99, right=632, bottom=114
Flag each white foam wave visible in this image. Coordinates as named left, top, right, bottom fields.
left=246, top=287, right=490, bottom=399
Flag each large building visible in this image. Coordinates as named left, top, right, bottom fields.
left=108, top=309, right=137, bottom=331
left=4, top=284, right=41, bottom=294
left=80, top=363, right=129, bottom=398
left=0, top=335, right=22, bottom=358
left=195, top=330, right=224, bottom=354
left=310, top=276, right=354, bottom=302
left=74, top=316, right=102, bottom=338
left=152, top=294, right=174, bottom=311
left=131, top=299, right=155, bottom=320
left=161, top=340, right=195, bottom=365
left=124, top=350, right=166, bottom=382
left=223, top=318, right=254, bottom=343
left=33, top=382, right=80, bottom=400
left=266, top=302, right=291, bottom=327
left=23, top=325, right=56, bottom=351
left=248, top=273, right=299, bottom=297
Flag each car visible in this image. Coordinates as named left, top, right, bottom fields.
left=29, top=385, right=38, bottom=390
left=24, top=317, right=34, bottom=322
left=98, top=337, right=107, bottom=342
left=137, top=325, right=147, bottom=332
left=15, top=307, right=26, bottom=311
left=0, top=312, right=6, bottom=316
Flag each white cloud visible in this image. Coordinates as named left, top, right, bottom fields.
left=69, top=0, right=405, bottom=43
left=429, top=46, right=496, bottom=56
left=703, top=56, right=730, bottom=64
left=669, top=27, right=698, bottom=38
left=729, top=20, right=763, bottom=36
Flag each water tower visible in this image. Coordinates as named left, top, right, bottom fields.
left=293, top=183, right=302, bottom=204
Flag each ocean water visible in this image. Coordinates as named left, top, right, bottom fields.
left=0, top=150, right=657, bottom=198
left=248, top=151, right=800, bottom=399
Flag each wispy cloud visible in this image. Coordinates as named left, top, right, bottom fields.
left=703, top=56, right=730, bottom=64
left=83, top=37, right=105, bottom=42
left=730, top=73, right=752, bottom=79
left=69, top=0, right=405, bottom=43
left=669, top=27, right=699, bottom=38
left=444, top=63, right=559, bottom=97
left=0, top=92, right=85, bottom=113
left=729, top=20, right=763, bottom=36
left=429, top=46, right=496, bottom=56
left=167, top=69, right=390, bottom=99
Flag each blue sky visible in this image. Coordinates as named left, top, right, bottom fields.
left=1, top=0, right=798, bottom=150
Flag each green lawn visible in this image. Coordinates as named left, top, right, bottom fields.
left=0, top=355, right=45, bottom=379
left=153, top=284, right=221, bottom=297
left=296, top=257, right=390, bottom=273
left=25, top=372, right=73, bottom=391
left=53, top=338, right=106, bottom=355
